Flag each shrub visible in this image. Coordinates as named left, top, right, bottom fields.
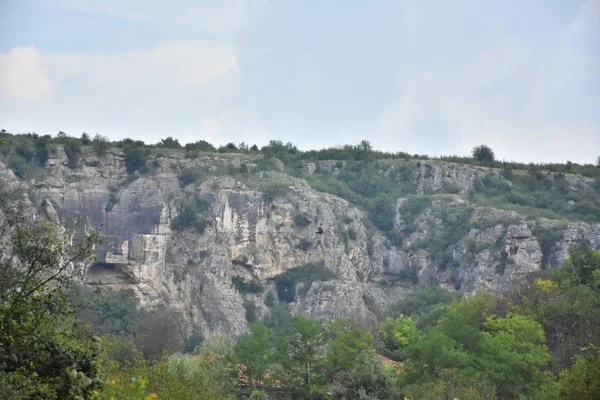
left=472, top=144, right=495, bottom=164
left=63, top=140, right=82, bottom=169
left=184, top=140, right=216, bottom=153
left=15, top=140, right=34, bottom=162
left=264, top=291, right=276, bottom=307
left=261, top=176, right=291, bottom=202
left=295, top=239, right=313, bottom=251
left=348, top=227, right=357, bottom=240
left=123, top=146, right=148, bottom=174
left=177, top=169, right=204, bottom=187
left=243, top=300, right=257, bottom=323
left=80, top=133, right=91, bottom=145
left=232, top=276, right=264, bottom=294
left=92, top=134, right=110, bottom=156
left=293, top=213, right=311, bottom=228
left=157, top=136, right=181, bottom=149
left=170, top=196, right=212, bottom=234
left=34, top=136, right=53, bottom=166
left=273, top=262, right=337, bottom=303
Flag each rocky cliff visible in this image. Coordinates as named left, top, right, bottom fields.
left=1, top=147, right=598, bottom=339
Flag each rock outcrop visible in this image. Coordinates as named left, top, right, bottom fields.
left=1, top=150, right=598, bottom=339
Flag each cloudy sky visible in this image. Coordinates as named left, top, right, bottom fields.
left=1, top=0, right=598, bottom=163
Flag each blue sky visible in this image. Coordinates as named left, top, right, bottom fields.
left=0, top=0, right=598, bottom=163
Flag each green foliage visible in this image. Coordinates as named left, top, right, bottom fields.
left=171, top=195, right=212, bottom=234
left=396, top=197, right=432, bottom=235
left=535, top=348, right=600, bottom=400
left=563, top=244, right=600, bottom=287
left=184, top=140, right=216, bottom=153
left=273, top=262, right=337, bottom=303
left=264, top=291, right=276, bottom=307
left=386, top=287, right=459, bottom=327
left=244, top=300, right=258, bottom=323
left=72, top=287, right=139, bottom=335
left=232, top=323, right=272, bottom=391
left=347, top=227, right=357, bottom=240
left=261, top=175, right=291, bottom=201
left=64, top=138, right=82, bottom=169
left=472, top=144, right=495, bottom=164
left=295, top=238, right=313, bottom=251
left=81, top=132, right=91, bottom=145
left=375, top=316, right=420, bottom=360
left=405, top=368, right=497, bottom=400
left=157, top=136, right=182, bottom=149
left=0, top=188, right=102, bottom=399
left=105, top=185, right=120, bottom=212
left=92, top=134, right=110, bottom=156
left=274, top=316, right=328, bottom=399
left=232, top=276, right=264, bottom=294
left=293, top=213, right=311, bottom=228
left=124, top=145, right=149, bottom=174
left=177, top=168, right=205, bottom=187
left=472, top=168, right=600, bottom=223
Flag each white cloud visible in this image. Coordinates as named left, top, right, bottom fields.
left=0, top=40, right=254, bottom=145
left=0, top=46, right=53, bottom=104
left=44, top=40, right=239, bottom=87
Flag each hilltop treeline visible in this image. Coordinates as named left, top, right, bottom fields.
left=1, top=129, right=599, bottom=179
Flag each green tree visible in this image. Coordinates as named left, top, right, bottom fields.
left=274, top=316, right=327, bottom=399
left=0, top=185, right=102, bottom=399
left=472, top=144, right=495, bottom=164
left=326, top=319, right=374, bottom=376
left=158, top=136, right=182, bottom=149
left=73, top=288, right=139, bottom=335
left=375, top=316, right=419, bottom=360
left=330, top=352, right=403, bottom=400
left=480, top=313, right=552, bottom=398
left=535, top=348, right=600, bottom=400
left=123, top=145, right=148, bottom=174
left=563, top=244, right=600, bottom=287
left=92, top=134, right=110, bottom=156
left=81, top=132, right=91, bottom=145
left=64, top=138, right=82, bottom=169
left=232, top=323, right=272, bottom=392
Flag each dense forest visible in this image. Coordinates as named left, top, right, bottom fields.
left=1, top=130, right=600, bottom=399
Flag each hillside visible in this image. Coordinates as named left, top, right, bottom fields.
left=0, top=132, right=599, bottom=340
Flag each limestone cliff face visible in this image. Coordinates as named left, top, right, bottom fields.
left=1, top=150, right=598, bottom=339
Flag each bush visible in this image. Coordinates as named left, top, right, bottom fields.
left=92, top=134, right=110, bottom=156
left=177, top=169, right=204, bottom=187
left=184, top=140, right=216, bottom=153
left=348, top=227, right=357, bottom=240
left=264, top=291, right=276, bottom=307
left=80, top=132, right=91, bottom=145
left=170, top=196, right=212, bottom=234
left=232, top=276, right=264, bottom=294
left=63, top=140, right=82, bottom=169
left=273, top=262, right=337, bottom=303
left=295, top=239, right=313, bottom=251
left=34, top=135, right=53, bottom=166
left=472, top=144, right=495, bottom=164
left=243, top=300, right=257, bottom=323
left=123, top=146, right=148, bottom=174
left=293, top=213, right=311, bottom=228
left=261, top=176, right=291, bottom=201
left=157, top=136, right=181, bottom=149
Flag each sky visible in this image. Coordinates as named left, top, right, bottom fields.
left=0, top=0, right=598, bottom=163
